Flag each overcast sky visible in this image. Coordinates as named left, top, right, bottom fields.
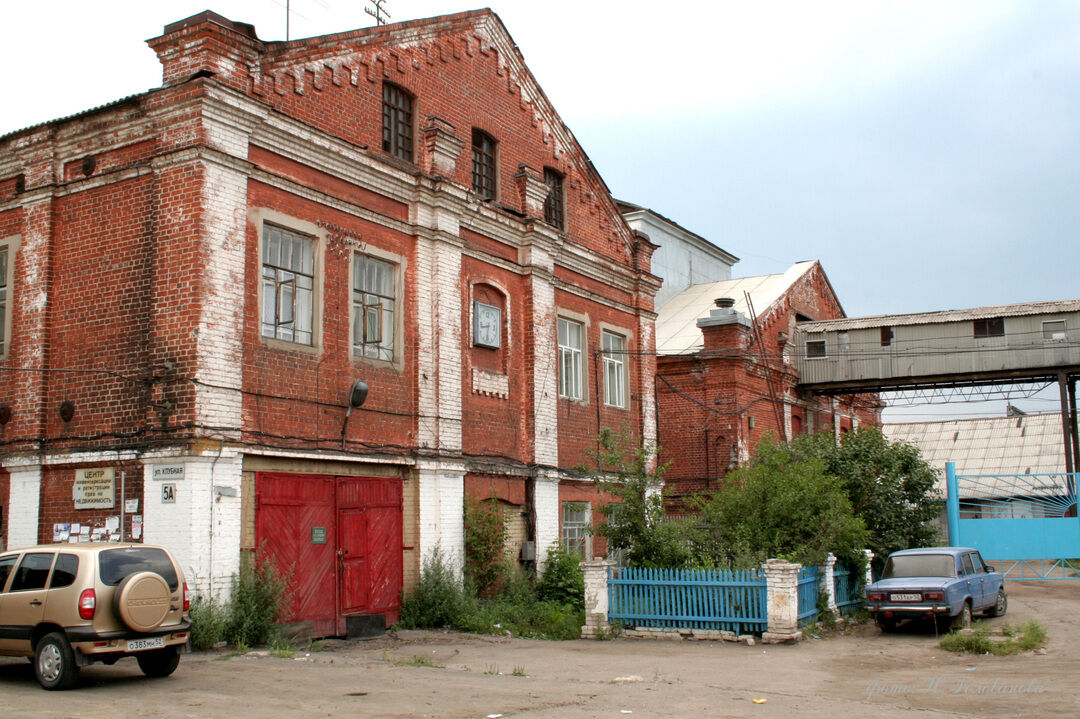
left=4, top=1, right=1077, bottom=420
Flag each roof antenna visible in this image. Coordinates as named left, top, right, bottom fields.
left=366, top=0, right=391, bottom=25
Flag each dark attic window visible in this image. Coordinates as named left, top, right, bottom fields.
left=382, top=83, right=414, bottom=162
left=973, top=317, right=1004, bottom=338
left=471, top=129, right=497, bottom=200
left=880, top=326, right=893, bottom=346
left=543, top=167, right=564, bottom=229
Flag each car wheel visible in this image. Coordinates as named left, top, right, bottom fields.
left=986, top=588, right=1008, bottom=617
left=952, top=601, right=973, bottom=630
left=136, top=647, right=181, bottom=678
left=34, top=632, right=80, bottom=690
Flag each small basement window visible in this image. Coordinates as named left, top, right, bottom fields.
left=1043, top=320, right=1066, bottom=341
left=973, top=317, right=1004, bottom=338
left=806, top=335, right=827, bottom=358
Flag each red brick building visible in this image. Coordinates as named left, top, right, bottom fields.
left=654, top=261, right=881, bottom=500
left=0, top=10, right=658, bottom=633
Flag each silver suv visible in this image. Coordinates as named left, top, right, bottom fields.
left=0, top=543, right=191, bottom=689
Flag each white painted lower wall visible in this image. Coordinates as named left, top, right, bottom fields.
left=6, top=465, right=41, bottom=549
left=142, top=453, right=243, bottom=600
left=417, top=459, right=465, bottom=577
left=534, top=472, right=560, bottom=572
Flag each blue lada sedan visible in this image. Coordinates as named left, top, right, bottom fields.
left=866, top=547, right=1007, bottom=632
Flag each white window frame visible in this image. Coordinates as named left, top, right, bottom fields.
left=561, top=501, right=591, bottom=559
left=0, top=236, right=17, bottom=361
left=352, top=252, right=398, bottom=362
left=260, top=223, right=316, bottom=347
left=558, top=317, right=584, bottom=400
left=806, top=334, right=827, bottom=359
left=601, top=329, right=628, bottom=408
left=1042, top=320, right=1066, bottom=342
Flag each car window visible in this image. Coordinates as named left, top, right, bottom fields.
left=99, top=547, right=179, bottom=591
left=49, top=554, right=79, bottom=589
left=882, top=554, right=956, bottom=578
left=961, top=553, right=975, bottom=576
left=0, top=555, right=17, bottom=592
left=973, top=553, right=990, bottom=573
left=9, top=552, right=55, bottom=592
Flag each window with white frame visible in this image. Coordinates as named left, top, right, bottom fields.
left=352, top=253, right=396, bottom=361
left=558, top=317, right=584, bottom=400
left=561, top=502, right=590, bottom=559
left=1043, top=320, right=1066, bottom=341
left=602, top=330, right=627, bottom=408
left=261, top=224, right=315, bottom=345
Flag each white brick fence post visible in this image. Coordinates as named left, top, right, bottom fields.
left=762, top=559, right=803, bottom=644
left=864, top=549, right=875, bottom=592
left=580, top=559, right=616, bottom=639
left=821, top=553, right=838, bottom=616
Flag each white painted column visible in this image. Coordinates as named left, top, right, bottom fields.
left=416, top=459, right=465, bottom=577
left=821, top=553, right=838, bottom=615
left=142, top=453, right=242, bottom=599
left=637, top=314, right=658, bottom=470
left=580, top=558, right=616, bottom=639
left=534, top=471, right=560, bottom=571
left=6, top=465, right=42, bottom=549
left=526, top=248, right=558, bottom=468
left=762, top=559, right=803, bottom=643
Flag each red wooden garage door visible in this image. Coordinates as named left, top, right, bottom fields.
left=255, top=473, right=402, bottom=636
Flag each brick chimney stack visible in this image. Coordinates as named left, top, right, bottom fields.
left=147, top=11, right=263, bottom=92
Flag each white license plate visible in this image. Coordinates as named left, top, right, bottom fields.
left=127, top=637, right=165, bottom=652
left=890, top=593, right=922, bottom=602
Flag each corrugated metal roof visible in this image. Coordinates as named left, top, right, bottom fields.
left=883, top=412, right=1067, bottom=496
left=799, top=299, right=1080, bottom=333
left=655, top=261, right=816, bottom=354
left=0, top=92, right=150, bottom=142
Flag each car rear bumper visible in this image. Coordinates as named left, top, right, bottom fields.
left=68, top=621, right=191, bottom=656
left=871, top=605, right=951, bottom=617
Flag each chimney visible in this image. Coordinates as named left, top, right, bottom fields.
left=147, top=11, right=263, bottom=92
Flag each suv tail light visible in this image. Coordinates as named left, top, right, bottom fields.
left=183, top=581, right=191, bottom=612
left=79, top=588, right=97, bottom=620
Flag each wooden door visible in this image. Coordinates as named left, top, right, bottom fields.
left=337, top=477, right=403, bottom=626
left=255, top=473, right=337, bottom=637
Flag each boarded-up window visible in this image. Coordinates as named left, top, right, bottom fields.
left=973, top=317, right=1004, bottom=338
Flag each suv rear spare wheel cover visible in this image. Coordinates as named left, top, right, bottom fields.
left=114, top=571, right=171, bottom=632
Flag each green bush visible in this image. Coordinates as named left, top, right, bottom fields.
left=536, top=543, right=584, bottom=611
left=225, top=553, right=294, bottom=649
left=398, top=547, right=471, bottom=629
left=464, top=496, right=507, bottom=597
left=188, top=595, right=229, bottom=650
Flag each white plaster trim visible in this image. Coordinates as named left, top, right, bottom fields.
left=7, top=465, right=42, bottom=549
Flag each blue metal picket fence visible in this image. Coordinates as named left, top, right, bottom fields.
left=607, top=567, right=767, bottom=635
left=796, top=566, right=821, bottom=625
left=833, top=563, right=864, bottom=614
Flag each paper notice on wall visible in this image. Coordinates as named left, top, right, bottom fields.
left=91, top=528, right=105, bottom=541
left=125, top=498, right=139, bottom=513
left=131, top=521, right=143, bottom=540
left=70, top=523, right=81, bottom=535
left=53, top=523, right=71, bottom=542
left=68, top=535, right=80, bottom=543
left=105, top=516, right=120, bottom=531
left=80, top=525, right=90, bottom=537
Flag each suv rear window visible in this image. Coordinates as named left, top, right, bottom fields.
left=99, top=548, right=179, bottom=591
left=50, top=554, right=79, bottom=589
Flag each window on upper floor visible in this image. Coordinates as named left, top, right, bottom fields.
left=382, top=82, right=414, bottom=162
left=973, top=317, right=1004, bottom=338
left=880, top=326, right=893, bottom=347
left=1043, top=320, right=1066, bottom=341
left=543, top=167, right=564, bottom=229
left=261, top=224, right=315, bottom=346
left=806, top=334, right=826, bottom=358
left=472, top=129, right=497, bottom=200
left=561, top=502, right=591, bottom=559
left=558, top=317, right=584, bottom=400
left=602, top=330, right=627, bottom=408
left=352, top=253, right=397, bottom=362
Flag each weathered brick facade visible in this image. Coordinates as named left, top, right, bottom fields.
left=0, top=10, right=659, bottom=613
left=657, top=262, right=880, bottom=501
